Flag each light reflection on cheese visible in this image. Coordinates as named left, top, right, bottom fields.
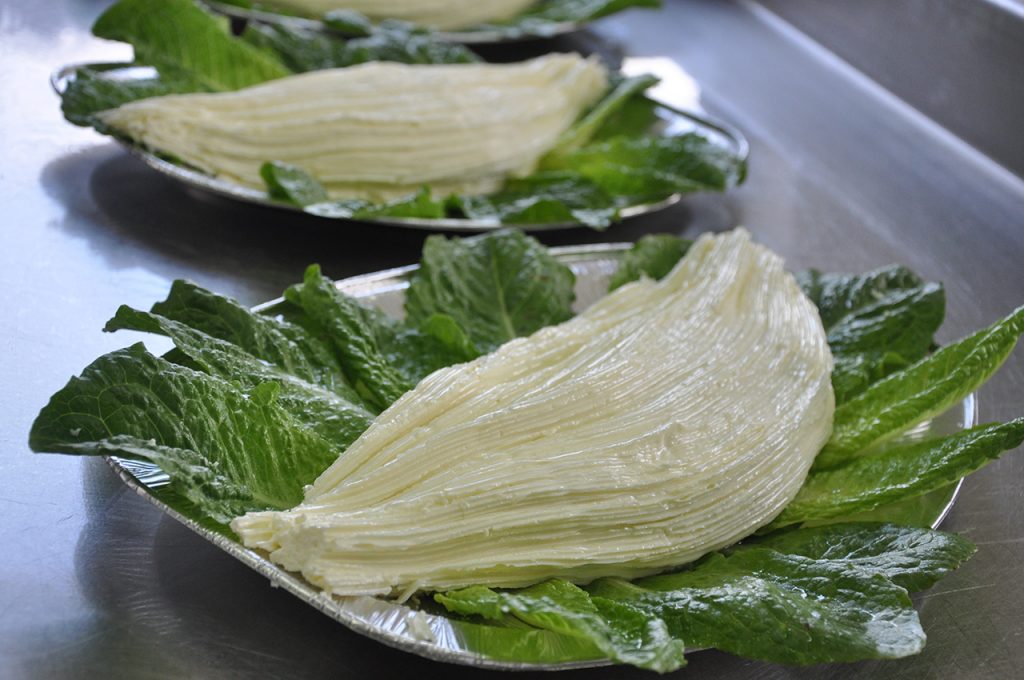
left=99, top=54, right=608, bottom=201
left=262, top=0, right=538, bottom=30
left=233, top=229, right=835, bottom=597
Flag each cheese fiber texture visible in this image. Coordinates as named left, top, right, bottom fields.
left=98, top=54, right=608, bottom=201
left=261, top=0, right=538, bottom=30
left=232, top=229, right=835, bottom=597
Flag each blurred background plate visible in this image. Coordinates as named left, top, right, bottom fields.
left=204, top=0, right=590, bottom=44
left=50, top=60, right=747, bottom=232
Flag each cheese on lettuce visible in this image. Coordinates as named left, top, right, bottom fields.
left=261, top=0, right=538, bottom=30
left=98, top=54, right=608, bottom=201
left=232, top=229, right=835, bottom=597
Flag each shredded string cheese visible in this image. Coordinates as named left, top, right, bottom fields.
left=233, top=229, right=835, bottom=597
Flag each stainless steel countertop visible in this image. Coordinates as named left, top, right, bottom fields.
left=1, top=1, right=1022, bottom=678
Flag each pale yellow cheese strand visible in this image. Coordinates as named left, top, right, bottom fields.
left=98, top=54, right=608, bottom=201
left=232, top=228, right=835, bottom=597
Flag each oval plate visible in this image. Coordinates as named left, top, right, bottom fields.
left=204, top=0, right=586, bottom=45
left=52, top=63, right=748, bottom=232
left=98, top=244, right=973, bottom=670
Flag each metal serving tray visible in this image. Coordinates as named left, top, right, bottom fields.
left=100, top=244, right=973, bottom=671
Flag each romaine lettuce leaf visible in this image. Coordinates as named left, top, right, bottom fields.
left=63, top=0, right=477, bottom=126
left=600, top=552, right=925, bottom=665
left=776, top=419, right=1024, bottom=527
left=29, top=344, right=339, bottom=524
left=405, top=230, right=576, bottom=352
left=543, top=134, right=746, bottom=205
left=261, top=161, right=329, bottom=206
left=286, top=265, right=481, bottom=409
left=818, top=305, right=1024, bottom=469
left=465, top=0, right=662, bottom=38
left=608, top=234, right=692, bottom=290
left=286, top=265, right=414, bottom=411
left=441, top=616, right=606, bottom=665
left=307, top=187, right=450, bottom=221
left=456, top=173, right=618, bottom=229
left=748, top=522, right=976, bottom=592
left=438, top=580, right=686, bottom=672
left=104, top=306, right=374, bottom=451
left=223, top=0, right=660, bottom=39
left=150, top=280, right=353, bottom=398
left=549, top=75, right=660, bottom=156
left=60, top=65, right=207, bottom=129
left=797, top=267, right=945, bottom=403
left=437, top=523, right=975, bottom=668
left=371, top=312, right=481, bottom=385
left=94, top=0, right=291, bottom=90
left=240, top=20, right=478, bottom=72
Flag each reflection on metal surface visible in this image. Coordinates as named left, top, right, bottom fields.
left=621, top=56, right=702, bottom=112
left=102, top=246, right=972, bottom=671
left=50, top=63, right=748, bottom=232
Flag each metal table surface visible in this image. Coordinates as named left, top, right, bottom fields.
left=2, top=1, right=1022, bottom=678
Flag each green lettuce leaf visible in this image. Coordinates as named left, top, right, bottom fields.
left=75, top=434, right=256, bottom=525
left=817, top=305, right=1024, bottom=469
left=544, top=134, right=746, bottom=204
left=590, top=95, right=660, bottom=142
left=307, top=187, right=449, bottom=220
left=261, top=161, right=329, bottom=206
left=64, top=0, right=478, bottom=125
left=94, top=0, right=290, bottom=90
left=748, top=523, right=976, bottom=592
left=797, top=267, right=945, bottom=403
left=104, top=306, right=374, bottom=451
left=284, top=264, right=480, bottom=409
left=437, top=523, right=974, bottom=668
left=437, top=580, right=686, bottom=672
left=150, top=280, right=354, bottom=399
left=590, top=524, right=972, bottom=665
left=775, top=419, right=1024, bottom=528
left=29, top=344, right=339, bottom=524
left=468, top=0, right=661, bottom=38
left=371, top=312, right=481, bottom=385
left=287, top=265, right=413, bottom=411
left=829, top=351, right=912, bottom=407
left=234, top=0, right=660, bottom=38
left=829, top=482, right=960, bottom=529
left=457, top=173, right=618, bottom=229
left=549, top=75, right=660, bottom=156
left=240, top=20, right=478, bottom=72
left=441, top=617, right=605, bottom=665
left=260, top=163, right=450, bottom=219
left=520, top=0, right=662, bottom=23
left=405, top=230, right=576, bottom=352
left=60, top=64, right=206, bottom=129
left=608, top=234, right=692, bottom=291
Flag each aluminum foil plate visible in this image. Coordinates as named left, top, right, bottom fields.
left=93, top=244, right=973, bottom=670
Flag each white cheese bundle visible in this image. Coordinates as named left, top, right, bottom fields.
left=233, top=229, right=835, bottom=598
left=99, top=54, right=608, bottom=201
left=262, top=0, right=538, bottom=30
